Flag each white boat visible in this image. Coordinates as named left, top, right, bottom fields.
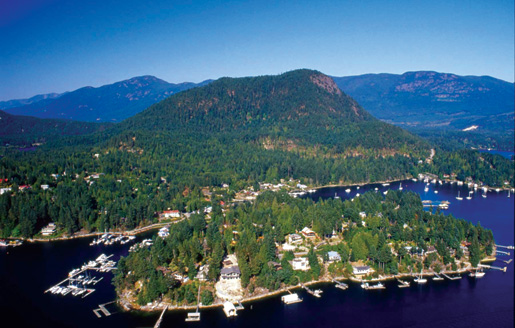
left=399, top=183, right=403, bottom=191
left=412, top=178, right=417, bottom=182
left=508, top=190, right=511, bottom=198
left=434, top=190, right=438, bottom=194
left=382, top=183, right=390, bottom=186
left=374, top=187, right=378, bottom=191
left=495, top=188, right=500, bottom=192
left=334, top=193, right=340, bottom=199
left=307, top=189, right=316, bottom=193
left=345, top=188, right=351, bottom=193
left=424, top=186, right=428, bottom=192
left=456, top=191, right=463, bottom=201
left=466, top=191, right=472, bottom=200
left=356, top=193, right=360, bottom=197
left=383, top=190, right=388, bottom=195
left=414, top=270, right=427, bottom=284
left=362, top=282, right=385, bottom=290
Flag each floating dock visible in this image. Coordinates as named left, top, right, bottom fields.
left=301, top=283, right=322, bottom=297
left=332, top=279, right=348, bottom=290
left=396, top=278, right=410, bottom=287
left=495, top=244, right=514, bottom=250
left=496, top=250, right=511, bottom=256
left=479, top=264, right=507, bottom=272
left=502, top=259, right=512, bottom=264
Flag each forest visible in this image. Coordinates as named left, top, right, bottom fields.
left=112, top=190, right=494, bottom=306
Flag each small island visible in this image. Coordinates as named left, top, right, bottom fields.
left=112, top=189, right=495, bottom=312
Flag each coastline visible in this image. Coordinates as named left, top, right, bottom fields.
left=123, top=260, right=496, bottom=314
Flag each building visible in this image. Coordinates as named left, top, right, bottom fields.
left=41, top=184, right=49, bottom=190
left=221, top=266, right=241, bottom=279
left=161, top=210, right=180, bottom=219
left=195, top=264, right=209, bottom=281
left=291, top=257, right=310, bottom=271
left=0, top=187, right=11, bottom=195
left=158, top=226, right=169, bottom=238
left=288, top=233, right=303, bottom=245
left=300, top=227, right=316, bottom=239
left=327, top=251, right=341, bottom=262
left=353, top=265, right=372, bottom=276
left=41, top=222, right=56, bottom=236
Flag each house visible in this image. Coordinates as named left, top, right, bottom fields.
left=221, top=266, right=241, bottom=279
left=291, top=257, right=310, bottom=271
left=161, top=210, right=180, bottom=219
left=19, top=185, right=31, bottom=191
left=41, top=223, right=56, bottom=236
left=352, top=265, right=372, bottom=276
left=158, top=226, right=169, bottom=238
left=327, top=251, right=341, bottom=262
left=359, top=211, right=367, bottom=218
left=195, top=264, right=209, bottom=281
left=288, top=233, right=303, bottom=245
left=300, top=227, right=316, bottom=239
left=41, top=184, right=49, bottom=190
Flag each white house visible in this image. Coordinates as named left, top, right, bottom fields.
left=41, top=222, right=56, bottom=236
left=291, top=257, right=310, bottom=271
left=352, top=265, right=372, bottom=276
left=327, top=251, right=341, bottom=262
left=0, top=187, right=11, bottom=195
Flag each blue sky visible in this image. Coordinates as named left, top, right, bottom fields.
left=1, top=0, right=513, bottom=100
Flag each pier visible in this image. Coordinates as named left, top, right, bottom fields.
left=301, top=283, right=322, bottom=298
left=396, top=278, right=410, bottom=287
left=441, top=273, right=462, bottom=280
left=332, top=278, right=348, bottom=290
left=154, top=306, right=168, bottom=328
left=478, top=264, right=507, bottom=272
left=495, top=244, right=514, bottom=250
left=235, top=300, right=245, bottom=310
left=186, top=284, right=202, bottom=322
left=496, top=250, right=510, bottom=256
left=93, top=301, right=116, bottom=318
left=502, top=259, right=512, bottom=264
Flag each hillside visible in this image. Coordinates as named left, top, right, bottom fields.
left=0, top=110, right=112, bottom=147
left=4, top=76, right=211, bottom=123
left=120, top=69, right=428, bottom=154
left=0, top=92, right=62, bottom=110
left=332, top=71, right=514, bottom=131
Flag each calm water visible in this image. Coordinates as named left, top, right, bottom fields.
left=0, top=180, right=513, bottom=328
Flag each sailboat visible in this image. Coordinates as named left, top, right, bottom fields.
left=482, top=191, right=487, bottom=198
left=466, top=191, right=472, bottom=200
left=399, top=182, right=403, bottom=191
left=414, top=270, right=427, bottom=284
left=469, top=267, right=485, bottom=278
left=456, top=191, right=463, bottom=200
left=424, top=186, right=429, bottom=192
left=334, top=193, right=340, bottom=199
left=508, top=189, right=511, bottom=198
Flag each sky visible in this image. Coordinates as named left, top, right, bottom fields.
left=1, top=0, right=513, bottom=101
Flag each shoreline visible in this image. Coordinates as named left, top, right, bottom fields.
left=7, top=220, right=182, bottom=243
left=124, top=260, right=496, bottom=314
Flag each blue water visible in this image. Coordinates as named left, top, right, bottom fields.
left=0, top=180, right=513, bottom=328
left=478, top=149, right=514, bottom=159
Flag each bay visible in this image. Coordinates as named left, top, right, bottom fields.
left=0, top=180, right=513, bottom=328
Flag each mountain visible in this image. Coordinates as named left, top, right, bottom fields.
left=331, top=71, right=514, bottom=131
left=4, top=76, right=212, bottom=123
left=119, top=69, right=428, bottom=154
left=0, top=92, right=63, bottom=110
left=0, top=110, right=112, bottom=146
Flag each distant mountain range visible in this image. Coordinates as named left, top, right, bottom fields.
left=4, top=76, right=212, bottom=122
left=3, top=71, right=512, bottom=135
left=331, top=71, right=514, bottom=132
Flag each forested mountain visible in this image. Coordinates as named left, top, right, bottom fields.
left=0, top=110, right=112, bottom=147
left=4, top=76, right=212, bottom=122
left=332, top=71, right=514, bottom=131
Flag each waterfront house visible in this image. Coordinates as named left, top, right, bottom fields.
left=221, top=266, right=241, bottom=279
left=291, top=257, right=310, bottom=271
left=288, top=233, right=303, bottom=245
left=300, top=227, right=316, bottom=239
left=327, top=251, right=341, bottom=263
left=353, top=265, right=372, bottom=276
left=41, top=222, right=56, bottom=236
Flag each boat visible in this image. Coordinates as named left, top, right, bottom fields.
left=424, top=186, right=429, bottom=192
left=282, top=293, right=302, bottom=304
left=334, top=193, right=340, bottom=199
left=414, top=270, right=427, bottom=284
left=456, top=191, right=463, bottom=201
left=482, top=191, right=487, bottom=198
left=345, top=189, right=351, bottom=193
left=382, top=183, right=390, bottom=186
left=374, top=187, right=378, bottom=191
left=307, top=189, right=316, bottom=193
left=0, top=240, right=8, bottom=247
left=469, top=267, right=485, bottom=278
left=495, top=188, right=500, bottom=192
left=466, top=191, right=472, bottom=200
left=399, top=182, right=403, bottom=191
left=383, top=190, right=388, bottom=195
left=355, top=193, right=360, bottom=197
left=508, top=190, right=511, bottom=198
left=434, top=190, right=438, bottom=194
left=412, top=178, right=417, bottom=182
left=362, top=282, right=385, bottom=290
